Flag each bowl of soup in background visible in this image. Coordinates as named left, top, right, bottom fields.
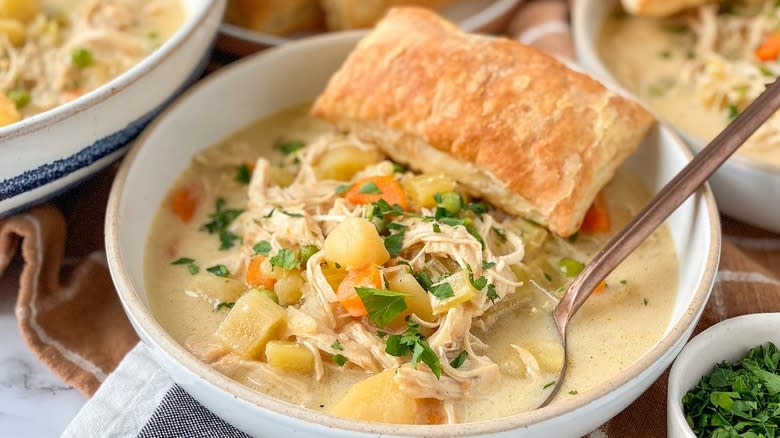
left=105, top=32, right=720, bottom=437
left=0, top=0, right=226, bottom=217
left=217, top=0, right=523, bottom=56
left=572, top=0, right=780, bottom=234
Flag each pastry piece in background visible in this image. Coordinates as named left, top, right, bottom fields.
left=320, top=0, right=455, bottom=30
left=620, top=0, right=715, bottom=17
left=226, top=0, right=324, bottom=35
left=313, top=7, right=655, bottom=237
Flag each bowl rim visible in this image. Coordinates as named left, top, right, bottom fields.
left=105, top=31, right=722, bottom=436
left=570, top=0, right=780, bottom=177
left=0, top=0, right=225, bottom=142
left=666, top=313, right=780, bottom=438
left=218, top=0, right=523, bottom=47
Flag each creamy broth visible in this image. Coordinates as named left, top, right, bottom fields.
left=145, top=105, right=678, bottom=423
left=599, top=5, right=780, bottom=168
left=0, top=0, right=185, bottom=126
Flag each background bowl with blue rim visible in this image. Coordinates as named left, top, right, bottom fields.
left=0, top=0, right=227, bottom=217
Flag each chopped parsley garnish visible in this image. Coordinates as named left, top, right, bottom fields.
left=543, top=272, right=553, bottom=282
left=385, top=320, right=442, bottom=378
left=235, top=164, right=251, bottom=184
left=466, top=201, right=488, bottom=217
left=569, top=390, right=578, bottom=395
left=358, top=181, right=383, bottom=194
left=275, top=139, right=305, bottom=155
left=263, top=208, right=276, bottom=218
left=171, top=257, right=199, bottom=275
left=450, top=351, right=468, bottom=369
left=567, top=232, right=579, bottom=243
left=414, top=271, right=433, bottom=290
left=464, top=219, right=486, bottom=249
left=543, top=381, right=557, bottom=390
left=172, top=257, right=195, bottom=265
left=392, top=162, right=406, bottom=173
left=201, top=198, right=244, bottom=250
left=437, top=216, right=464, bottom=226
left=758, top=64, right=774, bottom=77
left=7, top=88, right=30, bottom=109
left=355, top=287, right=407, bottom=327
left=71, top=48, right=93, bottom=68
left=643, top=297, right=649, bottom=306
left=432, top=223, right=441, bottom=233
left=298, top=245, right=319, bottom=266
left=682, top=342, right=780, bottom=438
left=486, top=284, right=499, bottom=303
left=215, top=301, right=234, bottom=311
left=491, top=226, right=507, bottom=243
left=620, top=279, right=628, bottom=285
left=482, top=261, right=496, bottom=269
left=376, top=330, right=387, bottom=338
left=332, top=354, right=348, bottom=366
left=384, top=230, right=405, bottom=257
left=728, top=104, right=740, bottom=120
left=660, top=50, right=671, bottom=59
left=429, top=282, right=455, bottom=300
left=335, top=184, right=352, bottom=195
left=206, top=264, right=229, bottom=277
left=664, top=23, right=688, bottom=33
left=331, top=340, right=343, bottom=351
left=219, top=230, right=241, bottom=250
left=279, top=209, right=303, bottom=218
left=253, top=241, right=272, bottom=256
left=270, top=248, right=299, bottom=270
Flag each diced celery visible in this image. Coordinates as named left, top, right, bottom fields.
left=430, top=270, right=478, bottom=315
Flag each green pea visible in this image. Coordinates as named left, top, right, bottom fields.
left=7, top=88, right=30, bottom=109
left=559, top=257, right=585, bottom=277
left=71, top=48, right=93, bottom=68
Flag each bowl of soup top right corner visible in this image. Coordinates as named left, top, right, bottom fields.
left=572, top=0, right=780, bottom=234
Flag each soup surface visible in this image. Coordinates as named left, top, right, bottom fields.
left=145, top=105, right=679, bottom=424
left=599, top=1, right=780, bottom=168
left=0, top=0, right=184, bottom=127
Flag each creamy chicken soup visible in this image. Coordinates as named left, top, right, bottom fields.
left=599, top=1, right=780, bottom=168
left=145, top=105, right=679, bottom=424
left=0, top=0, right=185, bottom=127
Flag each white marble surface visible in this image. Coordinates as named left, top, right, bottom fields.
left=0, top=263, right=86, bottom=437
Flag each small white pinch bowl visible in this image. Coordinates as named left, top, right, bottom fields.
left=572, top=0, right=780, bottom=234
left=667, top=313, right=780, bottom=438
left=0, top=0, right=226, bottom=217
left=106, top=32, right=720, bottom=437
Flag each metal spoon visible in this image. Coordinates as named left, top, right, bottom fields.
left=539, top=78, right=780, bottom=407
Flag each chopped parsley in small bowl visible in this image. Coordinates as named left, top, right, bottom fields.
left=668, top=313, right=780, bottom=438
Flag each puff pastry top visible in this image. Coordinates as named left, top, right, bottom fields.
left=312, top=7, right=654, bottom=236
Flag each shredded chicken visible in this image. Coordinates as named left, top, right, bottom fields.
left=678, top=1, right=780, bottom=159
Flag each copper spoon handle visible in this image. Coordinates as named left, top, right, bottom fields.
left=541, top=78, right=780, bottom=407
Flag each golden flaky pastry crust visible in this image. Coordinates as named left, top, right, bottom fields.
left=312, top=7, right=654, bottom=236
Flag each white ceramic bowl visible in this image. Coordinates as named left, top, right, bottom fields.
left=572, top=0, right=780, bottom=234
left=667, top=313, right=780, bottom=438
left=106, top=32, right=721, bottom=437
left=217, top=0, right=523, bottom=56
left=0, top=0, right=226, bottom=217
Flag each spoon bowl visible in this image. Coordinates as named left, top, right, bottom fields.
left=539, top=79, right=780, bottom=406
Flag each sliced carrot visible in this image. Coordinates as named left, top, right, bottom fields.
left=756, top=32, right=780, bottom=61
left=344, top=175, right=408, bottom=210
left=246, top=256, right=277, bottom=290
left=337, top=264, right=382, bottom=317
left=580, top=192, right=610, bottom=234
left=169, top=186, right=198, bottom=222
left=592, top=281, right=607, bottom=296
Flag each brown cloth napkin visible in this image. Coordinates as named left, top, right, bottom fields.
left=0, top=1, right=779, bottom=436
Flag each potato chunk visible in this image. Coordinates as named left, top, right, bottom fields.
left=402, top=174, right=455, bottom=208
left=0, top=0, right=40, bottom=23
left=314, top=145, right=382, bottom=181
left=330, top=369, right=418, bottom=424
left=324, top=217, right=389, bottom=268
left=273, top=271, right=304, bottom=306
left=186, top=274, right=246, bottom=302
left=386, top=270, right=435, bottom=322
left=265, top=341, right=314, bottom=373
left=523, top=339, right=565, bottom=373
left=0, top=18, right=24, bottom=45
left=216, top=291, right=286, bottom=359
left=430, top=270, right=477, bottom=315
